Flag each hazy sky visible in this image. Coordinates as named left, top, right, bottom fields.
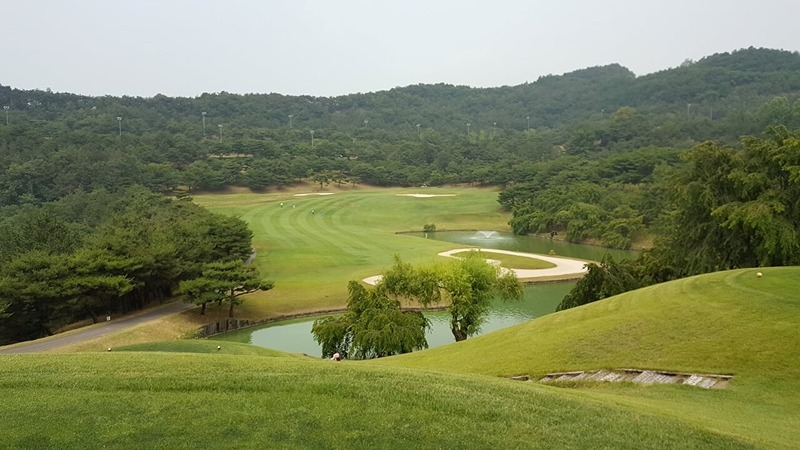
left=2, top=0, right=798, bottom=98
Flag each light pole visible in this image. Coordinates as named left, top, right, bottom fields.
left=416, top=123, right=421, bottom=137
left=466, top=123, right=470, bottom=135
left=493, top=122, right=497, bottom=134
left=116, top=116, right=122, bottom=136
left=288, top=114, right=293, bottom=128
left=687, top=103, right=692, bottom=119
left=201, top=112, right=207, bottom=136
left=310, top=130, right=315, bottom=147
left=364, top=119, right=369, bottom=128
left=218, top=124, right=223, bottom=141
left=3, top=106, right=9, bottom=126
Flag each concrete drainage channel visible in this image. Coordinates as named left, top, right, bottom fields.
left=510, top=369, right=733, bottom=389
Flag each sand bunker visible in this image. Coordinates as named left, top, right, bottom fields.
left=438, top=249, right=589, bottom=280
left=395, top=194, right=457, bottom=198
left=294, top=193, right=335, bottom=197
left=363, top=249, right=589, bottom=285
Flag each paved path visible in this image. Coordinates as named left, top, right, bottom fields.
left=363, top=248, right=590, bottom=285
left=0, top=301, right=196, bottom=354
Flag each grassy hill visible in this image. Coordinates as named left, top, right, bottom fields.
left=1, top=267, right=797, bottom=448
left=374, top=266, right=800, bottom=448
left=0, top=353, right=751, bottom=449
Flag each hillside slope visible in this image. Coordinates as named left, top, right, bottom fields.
left=375, top=266, right=800, bottom=448
left=0, top=352, right=752, bottom=449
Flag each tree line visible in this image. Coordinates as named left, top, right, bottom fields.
left=0, top=187, right=263, bottom=345
left=558, top=125, right=800, bottom=310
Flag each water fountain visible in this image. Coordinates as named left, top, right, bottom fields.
left=475, top=230, right=498, bottom=239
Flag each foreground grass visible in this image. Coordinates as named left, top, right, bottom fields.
left=114, top=340, right=299, bottom=357
left=374, top=267, right=800, bottom=448
left=2, top=262, right=795, bottom=447
left=0, top=353, right=752, bottom=449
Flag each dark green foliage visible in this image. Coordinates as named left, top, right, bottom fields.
left=177, top=260, right=273, bottom=318
left=0, top=188, right=257, bottom=344
left=311, top=281, right=430, bottom=359
left=1, top=47, right=799, bottom=208
left=557, top=255, right=644, bottom=311
left=646, top=125, right=800, bottom=279
left=560, top=125, right=800, bottom=306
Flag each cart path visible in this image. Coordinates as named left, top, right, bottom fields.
left=0, top=301, right=196, bottom=354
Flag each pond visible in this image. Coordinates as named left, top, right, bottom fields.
left=212, top=231, right=638, bottom=356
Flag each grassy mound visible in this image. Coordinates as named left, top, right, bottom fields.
left=377, top=267, right=800, bottom=377
left=374, top=266, right=800, bottom=448
left=0, top=353, right=751, bottom=449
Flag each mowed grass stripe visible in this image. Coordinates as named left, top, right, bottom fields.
left=284, top=200, right=360, bottom=266
left=194, top=187, right=510, bottom=316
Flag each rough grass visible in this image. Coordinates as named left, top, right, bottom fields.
left=0, top=353, right=753, bottom=449
left=373, top=267, right=800, bottom=448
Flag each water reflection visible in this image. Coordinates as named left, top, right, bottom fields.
left=213, top=232, right=638, bottom=356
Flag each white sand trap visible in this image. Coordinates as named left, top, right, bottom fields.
left=396, top=194, right=457, bottom=198
left=363, top=275, right=384, bottom=286
left=363, top=249, right=589, bottom=285
left=294, top=192, right=335, bottom=197
left=439, top=249, right=589, bottom=280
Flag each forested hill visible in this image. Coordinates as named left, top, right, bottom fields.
left=1, top=47, right=799, bottom=135
left=1, top=47, right=799, bottom=230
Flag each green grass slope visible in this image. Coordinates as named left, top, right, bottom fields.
left=0, top=353, right=752, bottom=449
left=375, top=267, right=800, bottom=448
left=114, top=339, right=299, bottom=357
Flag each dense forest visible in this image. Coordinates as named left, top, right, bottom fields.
left=1, top=47, right=800, bottom=343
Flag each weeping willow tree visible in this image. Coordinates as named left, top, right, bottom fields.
left=380, top=252, right=523, bottom=342
left=311, top=281, right=430, bottom=359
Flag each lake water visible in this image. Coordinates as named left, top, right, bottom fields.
left=213, top=231, right=638, bottom=356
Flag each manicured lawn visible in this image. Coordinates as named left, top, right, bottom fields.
left=193, top=186, right=512, bottom=318
left=374, top=267, right=800, bottom=448
left=0, top=353, right=752, bottom=449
